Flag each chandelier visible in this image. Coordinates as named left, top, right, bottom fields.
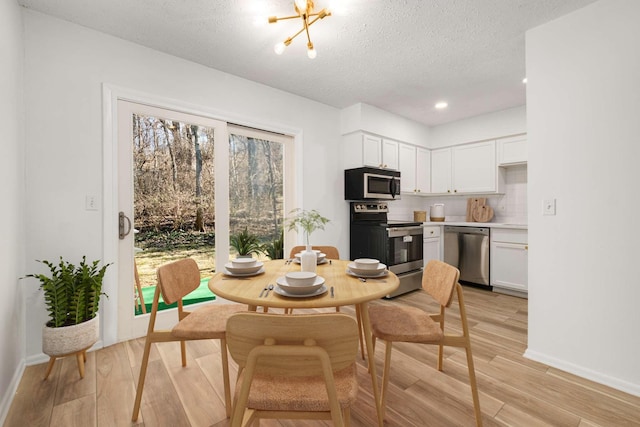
left=269, top=0, right=331, bottom=59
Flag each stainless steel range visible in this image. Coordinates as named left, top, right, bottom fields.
left=349, top=202, right=424, bottom=298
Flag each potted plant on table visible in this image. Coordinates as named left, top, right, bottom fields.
left=286, top=209, right=330, bottom=272
left=24, top=256, right=110, bottom=379
left=229, top=227, right=261, bottom=259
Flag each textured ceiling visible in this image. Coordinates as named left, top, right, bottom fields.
left=18, top=0, right=597, bottom=126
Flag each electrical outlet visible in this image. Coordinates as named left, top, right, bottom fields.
left=543, top=198, right=556, bottom=215
left=85, top=195, right=98, bottom=211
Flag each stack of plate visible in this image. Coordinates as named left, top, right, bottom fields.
left=347, top=258, right=388, bottom=278
left=275, top=272, right=327, bottom=298
left=293, top=250, right=327, bottom=265
left=224, top=257, right=264, bottom=276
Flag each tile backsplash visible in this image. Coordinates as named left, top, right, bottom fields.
left=388, top=164, right=527, bottom=224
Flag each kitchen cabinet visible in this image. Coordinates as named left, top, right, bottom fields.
left=399, top=143, right=430, bottom=194
left=431, top=148, right=452, bottom=193
left=423, top=225, right=442, bottom=267
left=497, top=135, right=527, bottom=165
left=362, top=135, right=398, bottom=169
left=430, top=141, right=504, bottom=194
left=491, top=228, right=528, bottom=296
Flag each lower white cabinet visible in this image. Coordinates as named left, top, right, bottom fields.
left=423, top=226, right=442, bottom=267
left=491, top=228, right=528, bottom=295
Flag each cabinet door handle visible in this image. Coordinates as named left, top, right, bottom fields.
left=525, top=245, right=528, bottom=250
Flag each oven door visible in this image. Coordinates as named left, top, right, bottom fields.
left=364, top=173, right=400, bottom=200
left=387, top=226, right=424, bottom=274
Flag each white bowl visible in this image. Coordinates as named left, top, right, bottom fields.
left=285, top=271, right=317, bottom=286
left=348, top=262, right=387, bottom=276
left=277, top=275, right=325, bottom=295
left=231, top=257, right=257, bottom=268
left=354, top=258, right=380, bottom=270
left=224, top=261, right=263, bottom=274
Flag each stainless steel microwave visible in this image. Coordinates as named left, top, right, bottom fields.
left=344, top=167, right=401, bottom=200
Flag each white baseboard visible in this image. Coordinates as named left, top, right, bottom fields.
left=524, top=349, right=640, bottom=397
left=0, top=359, right=25, bottom=426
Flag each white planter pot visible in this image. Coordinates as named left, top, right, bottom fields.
left=42, top=313, right=100, bottom=357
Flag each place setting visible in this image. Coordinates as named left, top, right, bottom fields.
left=223, top=257, right=265, bottom=277
left=292, top=250, right=328, bottom=265
left=273, top=271, right=328, bottom=298
left=346, top=258, right=389, bottom=279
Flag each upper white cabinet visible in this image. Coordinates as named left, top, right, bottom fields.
left=343, top=133, right=399, bottom=170
left=431, top=148, right=452, bottom=193
left=362, top=135, right=398, bottom=169
left=497, top=135, right=527, bottom=166
left=431, top=141, right=502, bottom=194
left=399, top=144, right=431, bottom=194
left=453, top=141, right=497, bottom=193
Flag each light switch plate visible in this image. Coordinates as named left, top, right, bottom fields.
left=543, top=198, right=556, bottom=215
left=85, top=195, right=98, bottom=211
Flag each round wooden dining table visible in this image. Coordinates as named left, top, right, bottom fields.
left=209, top=258, right=399, bottom=427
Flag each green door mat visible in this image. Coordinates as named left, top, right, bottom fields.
left=135, top=278, right=216, bottom=316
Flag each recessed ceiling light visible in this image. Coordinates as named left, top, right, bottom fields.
left=435, top=102, right=448, bottom=109
left=522, top=77, right=528, bottom=84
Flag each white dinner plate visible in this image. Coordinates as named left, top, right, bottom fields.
left=293, top=257, right=328, bottom=265
left=347, top=262, right=387, bottom=276
left=224, top=261, right=264, bottom=274
left=346, top=269, right=389, bottom=279
left=274, top=284, right=328, bottom=298
left=223, top=267, right=265, bottom=277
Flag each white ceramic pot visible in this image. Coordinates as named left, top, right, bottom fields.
left=431, top=204, right=445, bottom=220
left=42, top=314, right=100, bottom=357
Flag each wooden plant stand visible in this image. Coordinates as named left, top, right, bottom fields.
left=43, top=346, right=91, bottom=380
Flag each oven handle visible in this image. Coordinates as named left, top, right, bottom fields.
left=386, top=226, right=425, bottom=237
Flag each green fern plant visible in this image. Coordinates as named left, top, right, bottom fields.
left=229, top=228, right=261, bottom=257
left=24, top=257, right=110, bottom=328
left=260, top=229, right=284, bottom=260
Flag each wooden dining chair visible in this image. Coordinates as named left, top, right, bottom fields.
left=131, top=258, right=246, bottom=421
left=368, top=259, right=483, bottom=426
left=289, top=245, right=340, bottom=260
left=226, top=312, right=360, bottom=427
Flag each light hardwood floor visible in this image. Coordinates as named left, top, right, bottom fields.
left=5, top=286, right=640, bottom=426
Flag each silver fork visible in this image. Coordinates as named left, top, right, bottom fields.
left=259, top=285, right=269, bottom=297
left=264, top=284, right=275, bottom=297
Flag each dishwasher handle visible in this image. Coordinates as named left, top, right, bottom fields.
left=444, top=225, right=489, bottom=235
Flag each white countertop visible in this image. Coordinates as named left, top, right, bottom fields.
left=421, top=221, right=528, bottom=230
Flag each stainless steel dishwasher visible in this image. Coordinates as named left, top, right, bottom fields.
left=443, top=226, right=490, bottom=287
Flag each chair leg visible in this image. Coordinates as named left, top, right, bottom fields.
left=220, top=338, right=233, bottom=418
left=43, top=357, right=56, bottom=380
left=465, top=345, right=483, bottom=427
left=344, top=406, right=352, bottom=427
left=380, top=340, right=393, bottom=420
left=355, top=305, right=365, bottom=360
left=180, top=340, right=187, bottom=367
left=132, top=338, right=153, bottom=421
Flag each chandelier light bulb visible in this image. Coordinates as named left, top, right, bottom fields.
left=274, top=42, right=286, bottom=55
left=295, top=0, right=309, bottom=13
left=307, top=47, right=317, bottom=59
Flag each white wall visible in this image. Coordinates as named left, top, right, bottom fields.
left=340, top=103, right=431, bottom=146
left=22, top=10, right=344, bottom=357
left=429, top=105, right=526, bottom=149
left=0, top=0, right=25, bottom=422
left=526, top=0, right=640, bottom=395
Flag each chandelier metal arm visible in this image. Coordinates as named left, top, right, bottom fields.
left=268, top=2, right=331, bottom=57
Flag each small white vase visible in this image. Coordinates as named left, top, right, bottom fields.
left=300, top=244, right=317, bottom=273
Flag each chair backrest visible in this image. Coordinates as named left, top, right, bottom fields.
left=156, top=258, right=201, bottom=305
left=422, top=259, right=460, bottom=307
left=226, top=312, right=358, bottom=377
left=289, top=245, right=340, bottom=260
